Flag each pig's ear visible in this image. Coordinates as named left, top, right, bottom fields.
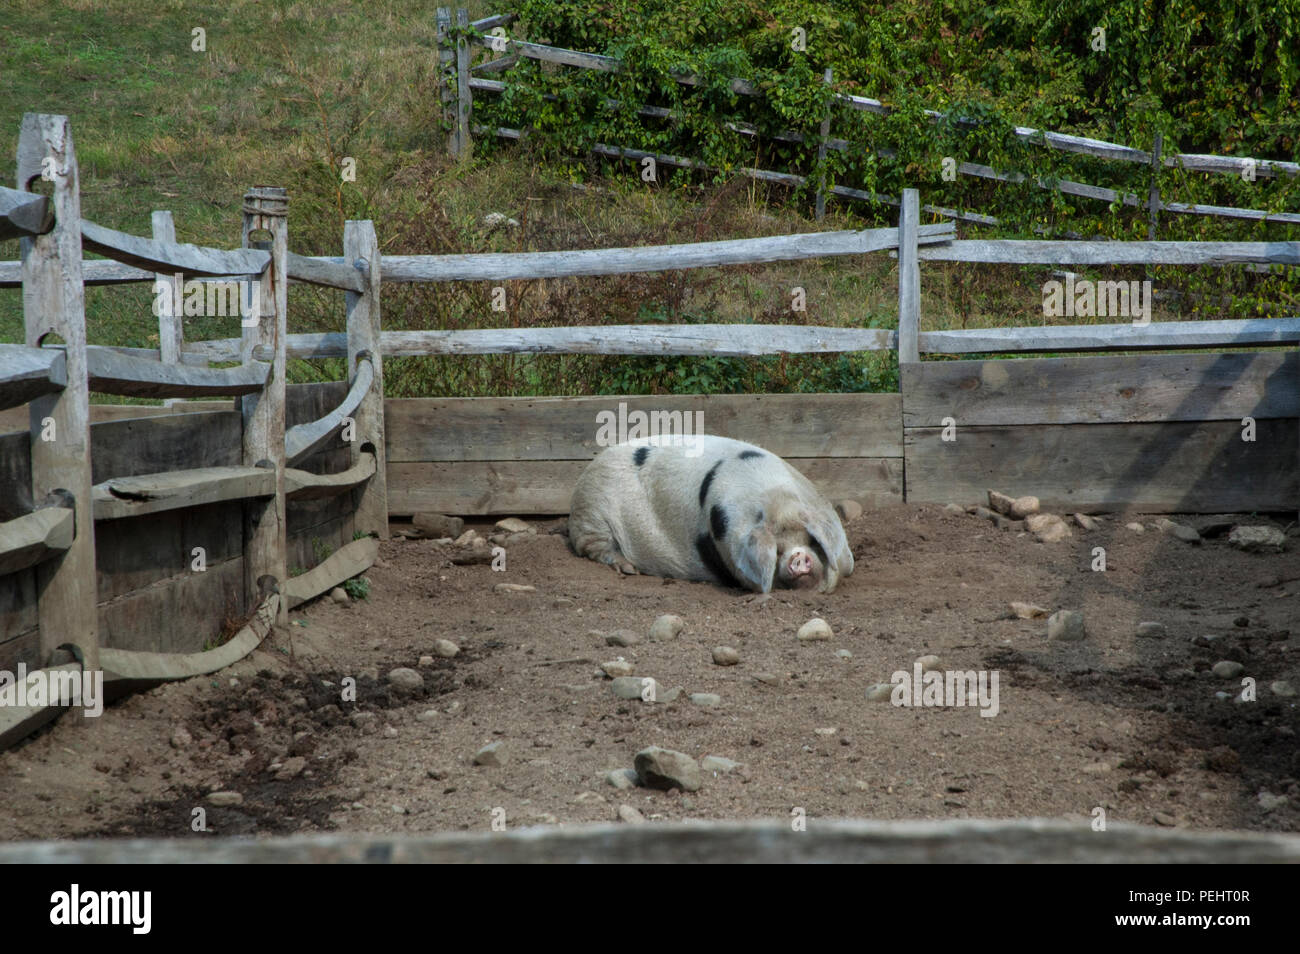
left=731, top=523, right=778, bottom=593
left=801, top=505, right=854, bottom=579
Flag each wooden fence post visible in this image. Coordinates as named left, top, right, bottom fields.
left=15, top=114, right=99, bottom=671
left=897, top=188, right=921, bottom=364
left=437, top=8, right=458, bottom=158
left=343, top=219, right=388, bottom=539
left=815, top=68, right=833, bottom=222
left=152, top=210, right=184, bottom=407
left=455, top=8, right=473, bottom=160
left=241, top=186, right=288, bottom=621
left=1147, top=132, right=1163, bottom=241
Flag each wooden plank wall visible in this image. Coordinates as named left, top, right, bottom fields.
left=903, top=351, right=1299, bottom=512
left=285, top=382, right=357, bottom=572
left=384, top=392, right=905, bottom=515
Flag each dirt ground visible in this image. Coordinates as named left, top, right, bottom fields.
left=1, top=502, right=1298, bottom=843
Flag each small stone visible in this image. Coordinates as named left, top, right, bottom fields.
left=473, top=741, right=504, bottom=767
left=330, top=587, right=349, bottom=604
left=383, top=725, right=399, bottom=738
left=605, top=629, right=641, bottom=647
left=387, top=667, right=424, bottom=692
left=658, top=685, right=684, bottom=703
left=553, top=597, right=575, bottom=608
left=1010, top=602, right=1050, bottom=619
left=1258, top=791, right=1288, bottom=812
left=836, top=649, right=853, bottom=660
left=972, top=506, right=999, bottom=523
left=413, top=513, right=464, bottom=539
left=752, top=672, right=781, bottom=686
left=634, top=746, right=702, bottom=792
left=417, top=710, right=440, bottom=724
left=1154, top=518, right=1201, bottom=544
left=712, top=646, right=740, bottom=666
left=1080, top=762, right=1112, bottom=775
left=617, top=804, right=646, bottom=824
left=1135, top=622, right=1166, bottom=638
left=1153, top=811, right=1177, bottom=827
left=1229, top=525, right=1287, bottom=553
left=1026, top=513, right=1071, bottom=542
left=1073, top=513, right=1099, bottom=531
left=987, top=490, right=1016, bottom=515
left=610, top=676, right=655, bottom=700
left=417, top=655, right=435, bottom=667
left=1010, top=496, right=1040, bottom=519
left=1048, top=610, right=1086, bottom=642
left=865, top=683, right=895, bottom=702
left=494, top=517, right=533, bottom=533
left=1271, top=680, right=1297, bottom=698
left=689, top=692, right=722, bottom=707
left=797, top=618, right=833, bottom=641
left=601, top=660, right=634, bottom=678
left=350, top=711, right=378, bottom=732
left=701, top=756, right=740, bottom=774
left=1212, top=660, right=1245, bottom=679
left=605, top=768, right=639, bottom=790
left=275, top=756, right=307, bottom=781
left=1126, top=522, right=1145, bottom=533
left=170, top=727, right=193, bottom=749
left=915, top=654, right=942, bottom=673
left=814, top=727, right=837, bottom=736
left=944, top=503, right=966, bottom=515
left=433, top=639, right=460, bottom=658
left=493, top=583, right=535, bottom=594
left=836, top=499, right=863, bottom=522
left=453, top=529, right=478, bottom=547
left=649, top=614, right=685, bottom=640
left=206, top=791, right=243, bottom=807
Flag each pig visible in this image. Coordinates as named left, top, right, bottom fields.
left=568, top=434, right=853, bottom=593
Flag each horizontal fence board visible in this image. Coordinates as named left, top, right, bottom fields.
left=916, top=240, right=1300, bottom=265
left=286, top=452, right=376, bottom=500
left=919, top=319, right=1300, bottom=354
left=89, top=412, right=243, bottom=483
left=903, top=352, right=1300, bottom=427
left=98, top=556, right=244, bottom=655
left=85, top=346, right=268, bottom=399
left=0, top=400, right=231, bottom=435
left=92, top=466, right=275, bottom=521
left=0, top=344, right=66, bottom=411
left=905, top=419, right=1297, bottom=512
left=94, top=501, right=243, bottom=604
left=79, top=218, right=269, bottom=277
left=285, top=360, right=374, bottom=465
left=386, top=393, right=903, bottom=462
left=0, top=186, right=52, bottom=239
left=285, top=251, right=365, bottom=292
left=0, top=506, right=73, bottom=576
left=388, top=457, right=903, bottom=515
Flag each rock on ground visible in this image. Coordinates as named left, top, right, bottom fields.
left=649, top=615, right=686, bottom=640
left=1048, top=610, right=1086, bottom=642
left=634, top=746, right=702, bottom=792
left=1229, top=525, right=1286, bottom=553
left=797, top=618, right=833, bottom=641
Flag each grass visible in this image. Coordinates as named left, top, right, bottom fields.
left=2, top=0, right=1292, bottom=399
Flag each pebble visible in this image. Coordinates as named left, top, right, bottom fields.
left=1229, top=526, right=1287, bottom=553
left=1010, top=602, right=1050, bottom=619
left=605, top=768, right=640, bottom=790
left=1026, top=513, right=1071, bottom=542
left=814, top=727, right=837, bottom=736
left=1126, top=522, right=1145, bottom=533
left=1271, top=680, right=1297, bottom=698
left=1154, top=518, right=1201, bottom=544
left=170, top=727, right=193, bottom=749
left=649, top=614, right=685, bottom=640
left=1048, top=610, right=1087, bottom=642
left=712, top=646, right=740, bottom=666
left=601, top=660, right=634, bottom=678
left=350, top=711, right=378, bottom=732
left=610, top=676, right=655, bottom=700
left=453, top=529, right=478, bottom=547
left=1258, top=791, right=1288, bottom=812
left=634, top=746, right=702, bottom=792
left=330, top=587, right=350, bottom=604
left=689, top=692, right=722, bottom=707
left=944, top=503, right=966, bottom=515
left=987, top=490, right=1016, bottom=515
left=836, top=499, right=863, bottom=522
left=605, top=629, right=641, bottom=647
left=701, top=756, right=740, bottom=774
left=434, top=639, right=460, bottom=658
left=1073, top=513, right=1099, bottom=531
left=1010, top=496, right=1040, bottom=519
left=865, top=683, right=895, bottom=702
left=659, top=685, right=684, bottom=703
left=416, top=710, right=439, bottom=724
left=915, top=654, right=942, bottom=673
left=1135, top=622, right=1166, bottom=638
left=494, top=517, right=533, bottom=533
left=417, top=655, right=435, bottom=667
left=275, top=756, right=307, bottom=781
left=797, top=618, right=833, bottom=641
left=493, top=583, right=535, bottom=594
left=207, top=791, right=243, bottom=807
left=1212, top=660, right=1245, bottom=679
left=1153, top=811, right=1177, bottom=827
left=1080, top=762, right=1112, bottom=775
left=473, top=742, right=504, bottom=767
left=836, top=649, right=853, bottom=660
left=617, top=804, right=647, bottom=824
left=387, top=667, right=424, bottom=692
left=383, top=726, right=398, bottom=738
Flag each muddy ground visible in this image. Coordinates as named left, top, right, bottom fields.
left=1, top=503, right=1297, bottom=843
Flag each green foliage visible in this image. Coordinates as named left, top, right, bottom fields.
left=342, top=576, right=371, bottom=600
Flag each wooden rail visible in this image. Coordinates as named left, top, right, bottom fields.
left=80, top=217, right=269, bottom=277
left=0, top=505, right=74, bottom=575
left=918, top=318, right=1300, bottom=354
left=285, top=356, right=374, bottom=465
left=92, top=465, right=276, bottom=520
left=0, top=344, right=66, bottom=411
left=85, top=346, right=268, bottom=398
left=0, top=185, right=53, bottom=240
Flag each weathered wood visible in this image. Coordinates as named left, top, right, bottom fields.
left=386, top=393, right=904, bottom=462
left=0, top=344, right=66, bottom=411
left=96, top=553, right=244, bottom=655
left=151, top=211, right=184, bottom=367
left=2, top=818, right=1298, bottom=863
left=902, top=352, right=1299, bottom=427
left=381, top=224, right=953, bottom=282
left=90, top=411, right=243, bottom=481
left=80, top=217, right=269, bottom=277
left=344, top=219, right=388, bottom=538
left=92, top=466, right=275, bottom=520
left=17, top=113, right=99, bottom=671
left=0, top=506, right=73, bottom=576
left=0, top=258, right=152, bottom=287
left=916, top=240, right=1300, bottom=265
left=897, top=190, right=921, bottom=364
left=472, top=55, right=517, bottom=74
left=387, top=457, right=904, bottom=515
left=0, top=662, right=84, bottom=752
left=455, top=8, right=472, bottom=159
left=470, top=12, right=517, bottom=31
left=286, top=452, right=376, bottom=500
left=93, top=499, right=242, bottom=603
left=285, top=251, right=365, bottom=292
left=241, top=186, right=289, bottom=618
left=0, top=185, right=52, bottom=239
left=437, top=7, right=455, bottom=156
left=84, top=345, right=268, bottom=398
left=283, top=537, right=378, bottom=609
left=919, top=318, right=1300, bottom=354
left=904, top=419, right=1297, bottom=512
left=1147, top=133, right=1163, bottom=241
left=285, top=358, right=374, bottom=465
left=814, top=68, right=832, bottom=221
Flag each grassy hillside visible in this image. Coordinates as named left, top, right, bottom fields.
left=2, top=0, right=1296, bottom=399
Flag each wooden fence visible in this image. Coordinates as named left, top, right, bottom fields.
left=1, top=112, right=1298, bottom=751
left=439, top=10, right=1300, bottom=230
